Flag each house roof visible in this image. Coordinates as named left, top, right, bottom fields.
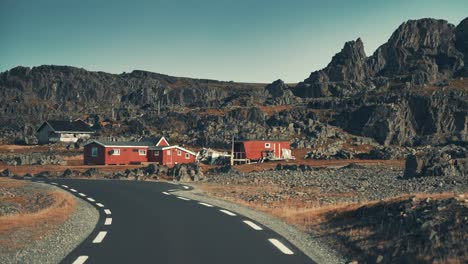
left=38, top=120, right=94, bottom=133
left=149, top=145, right=197, bottom=156
left=85, top=140, right=153, bottom=148
left=139, top=136, right=169, bottom=146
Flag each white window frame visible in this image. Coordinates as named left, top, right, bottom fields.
left=185, top=153, right=190, bottom=159
left=139, top=149, right=146, bottom=156
left=265, top=143, right=271, bottom=148
left=167, top=150, right=171, bottom=156
left=177, top=150, right=182, bottom=156
left=91, top=147, right=98, bottom=157
left=154, top=151, right=160, bottom=157
left=112, top=149, right=120, bottom=155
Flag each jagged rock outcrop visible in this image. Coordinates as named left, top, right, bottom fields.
left=293, top=38, right=371, bottom=97
left=404, top=144, right=467, bottom=177
left=294, top=18, right=467, bottom=99
left=264, top=79, right=299, bottom=105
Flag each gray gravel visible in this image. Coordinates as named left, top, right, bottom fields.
left=0, top=182, right=99, bottom=264
left=171, top=186, right=346, bottom=264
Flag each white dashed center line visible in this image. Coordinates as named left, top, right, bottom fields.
left=92, top=231, right=107, bottom=243
left=219, top=209, right=237, bottom=216
left=37, top=180, right=44, bottom=183
left=183, top=186, right=189, bottom=189
left=87, top=198, right=95, bottom=202
left=62, top=185, right=69, bottom=188
left=79, top=193, right=86, bottom=197
left=96, top=203, right=104, bottom=207
left=104, top=218, right=112, bottom=225
left=51, top=182, right=58, bottom=185
left=162, top=192, right=170, bottom=195
left=268, top=239, right=294, bottom=255
left=243, top=220, right=263, bottom=230
left=70, top=189, right=77, bottom=192
left=72, top=255, right=89, bottom=264
left=177, top=197, right=190, bottom=201
left=198, top=202, right=214, bottom=207
left=104, top=209, right=112, bottom=215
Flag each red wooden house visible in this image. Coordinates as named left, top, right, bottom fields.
left=148, top=145, right=197, bottom=166
left=84, top=141, right=151, bottom=165
left=232, top=140, right=293, bottom=164
left=83, top=137, right=197, bottom=166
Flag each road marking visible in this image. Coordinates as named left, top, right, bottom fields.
left=162, top=192, right=170, bottom=195
left=96, top=203, right=104, bottom=207
left=183, top=186, right=189, bottom=189
left=79, top=193, right=86, bottom=197
left=104, top=218, right=112, bottom=225
left=62, top=185, right=69, bottom=188
left=51, top=182, right=58, bottom=185
left=92, top=231, right=107, bottom=243
left=243, top=220, right=263, bottom=230
left=72, top=256, right=89, bottom=264
left=167, top=189, right=178, bottom=192
left=219, top=209, right=237, bottom=216
left=177, top=196, right=190, bottom=201
left=70, top=189, right=77, bottom=192
left=268, top=239, right=294, bottom=255
left=198, top=202, right=214, bottom=207
left=37, top=180, right=44, bottom=183
left=104, top=209, right=112, bottom=215
left=87, top=198, right=95, bottom=202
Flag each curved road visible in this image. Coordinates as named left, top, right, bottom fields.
left=35, top=179, right=313, bottom=264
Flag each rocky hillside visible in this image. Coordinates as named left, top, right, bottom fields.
left=1, top=18, right=467, bottom=164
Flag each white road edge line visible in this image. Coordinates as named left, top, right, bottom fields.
left=70, top=189, right=77, bottom=192
left=79, top=193, right=86, bottom=197
left=243, top=220, right=263, bottom=230
left=104, top=218, right=112, bottom=225
left=62, top=185, right=69, bottom=188
left=92, top=231, right=107, bottom=243
left=37, top=180, right=44, bottom=183
left=198, top=202, right=214, bottom=207
left=51, top=182, right=58, bottom=185
left=177, top=196, right=190, bottom=201
left=96, top=203, right=104, bottom=207
left=268, top=238, right=294, bottom=255
left=72, top=255, right=89, bottom=264
left=104, top=209, right=112, bottom=215
left=162, top=192, right=170, bottom=195
left=87, top=198, right=95, bottom=202
left=219, top=209, right=237, bottom=216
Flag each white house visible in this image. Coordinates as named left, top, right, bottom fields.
left=36, top=120, right=94, bottom=144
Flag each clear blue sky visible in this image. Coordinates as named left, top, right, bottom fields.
left=1, top=0, right=467, bottom=83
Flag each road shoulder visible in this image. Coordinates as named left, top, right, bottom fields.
left=0, top=180, right=99, bottom=264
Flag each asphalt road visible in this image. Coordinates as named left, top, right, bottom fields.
left=36, top=179, right=314, bottom=264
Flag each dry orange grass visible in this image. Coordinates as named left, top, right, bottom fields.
left=0, top=185, right=77, bottom=250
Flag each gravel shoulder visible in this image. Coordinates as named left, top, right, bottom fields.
left=0, top=180, right=99, bottom=264
left=171, top=185, right=346, bottom=264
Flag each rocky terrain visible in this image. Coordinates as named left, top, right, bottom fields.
left=1, top=17, right=467, bottom=177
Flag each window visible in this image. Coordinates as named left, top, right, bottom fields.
left=154, top=151, right=160, bottom=157
left=177, top=150, right=182, bottom=156
left=132, top=149, right=139, bottom=152
left=265, top=143, right=271, bottom=148
left=91, top=147, right=98, bottom=157
left=185, top=153, right=190, bottom=159
left=139, top=149, right=146, bottom=156
left=112, top=149, right=120, bottom=155
left=167, top=150, right=171, bottom=156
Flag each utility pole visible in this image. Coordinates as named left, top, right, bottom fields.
left=230, top=135, right=234, bottom=166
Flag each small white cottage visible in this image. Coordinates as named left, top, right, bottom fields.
left=36, top=120, right=94, bottom=144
